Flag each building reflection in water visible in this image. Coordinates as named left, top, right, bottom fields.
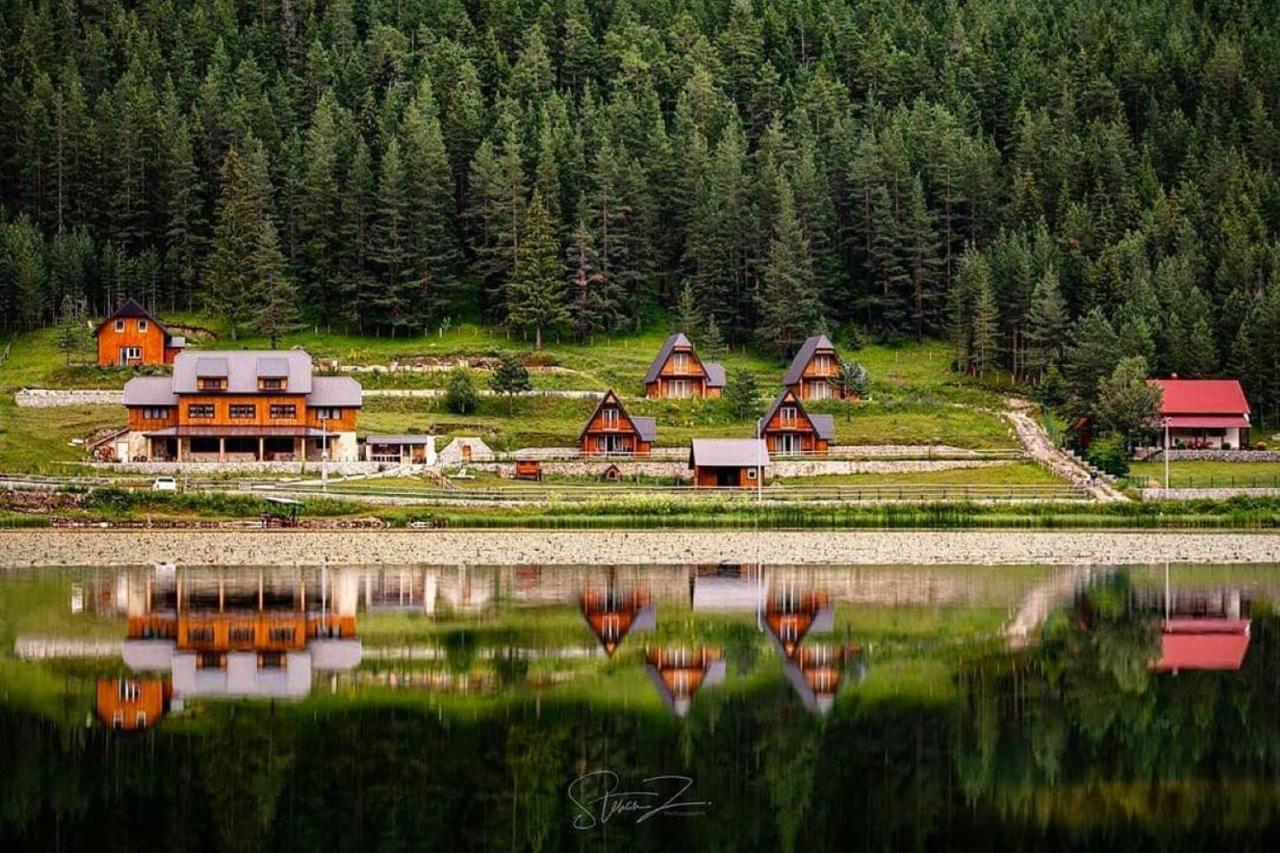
left=645, top=647, right=726, bottom=717
left=579, top=576, right=655, bottom=657
left=1143, top=573, right=1252, bottom=674
left=763, top=580, right=864, bottom=714
left=95, top=566, right=363, bottom=727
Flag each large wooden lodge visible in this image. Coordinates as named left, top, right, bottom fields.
left=119, top=350, right=362, bottom=462
left=644, top=333, right=725, bottom=399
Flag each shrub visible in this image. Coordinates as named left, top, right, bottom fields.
left=445, top=366, right=479, bottom=414
left=1085, top=433, right=1130, bottom=476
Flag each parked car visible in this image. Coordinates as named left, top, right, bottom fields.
left=151, top=477, right=178, bottom=492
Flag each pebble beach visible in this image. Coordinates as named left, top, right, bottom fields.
left=3, top=529, right=1280, bottom=568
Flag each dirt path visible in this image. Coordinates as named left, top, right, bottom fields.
left=1003, top=398, right=1128, bottom=502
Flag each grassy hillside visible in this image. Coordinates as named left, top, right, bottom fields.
left=0, top=319, right=1023, bottom=472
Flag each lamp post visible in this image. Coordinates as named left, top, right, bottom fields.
left=756, top=417, right=763, bottom=503
left=1163, top=416, right=1171, bottom=492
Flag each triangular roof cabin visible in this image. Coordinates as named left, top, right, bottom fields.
left=578, top=389, right=656, bottom=456
left=644, top=646, right=726, bottom=717
left=757, top=388, right=835, bottom=455
left=579, top=585, right=655, bottom=656
left=643, top=333, right=725, bottom=399
left=782, top=334, right=847, bottom=400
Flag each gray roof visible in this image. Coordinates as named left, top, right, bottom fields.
left=689, top=438, right=770, bottom=468
left=643, top=333, right=693, bottom=384
left=96, top=297, right=166, bottom=334
left=122, top=376, right=178, bottom=407
left=307, top=376, right=362, bottom=407
left=703, top=361, right=725, bottom=388
left=256, top=356, right=290, bottom=377
left=168, top=336, right=187, bottom=348
left=757, top=388, right=835, bottom=441
left=782, top=334, right=839, bottom=385
left=364, top=434, right=433, bottom=445
left=173, top=350, right=313, bottom=394
left=631, top=416, right=657, bottom=443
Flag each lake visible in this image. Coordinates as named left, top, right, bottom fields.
left=1, top=562, right=1278, bottom=850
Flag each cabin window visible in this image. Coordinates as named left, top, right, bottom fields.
left=229, top=627, right=253, bottom=644
left=747, top=468, right=757, bottom=480
left=197, top=377, right=226, bottom=391
left=229, top=404, right=256, bottom=419
left=119, top=679, right=140, bottom=701
left=135, top=712, right=147, bottom=728
left=673, top=353, right=690, bottom=372
left=141, top=407, right=170, bottom=420
left=669, top=379, right=691, bottom=398
left=114, top=319, right=125, bottom=332
left=188, top=627, right=214, bottom=642
left=112, top=712, right=124, bottom=728
left=313, top=407, right=340, bottom=421
left=197, top=652, right=224, bottom=669
left=259, top=652, right=285, bottom=669
left=187, top=404, right=214, bottom=418
left=809, top=380, right=830, bottom=400
left=602, top=407, right=619, bottom=428
left=813, top=354, right=831, bottom=372
left=780, top=406, right=797, bottom=424
left=269, top=627, right=295, bottom=643
left=138, top=320, right=148, bottom=332
left=270, top=404, right=297, bottom=419
left=258, top=377, right=285, bottom=391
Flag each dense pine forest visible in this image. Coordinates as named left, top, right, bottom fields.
left=2, top=0, right=1280, bottom=417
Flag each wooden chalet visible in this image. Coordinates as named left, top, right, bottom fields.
left=764, top=586, right=833, bottom=657
left=643, top=333, right=725, bottom=399
left=120, top=350, right=362, bottom=463
left=580, top=585, right=655, bottom=656
left=689, top=438, right=769, bottom=488
left=644, top=646, right=726, bottom=717
left=782, top=645, right=864, bottom=715
left=96, top=297, right=186, bottom=367
left=782, top=334, right=847, bottom=400
left=758, top=388, right=835, bottom=455
left=1149, top=378, right=1251, bottom=449
left=578, top=389, right=657, bottom=456
left=95, top=677, right=170, bottom=730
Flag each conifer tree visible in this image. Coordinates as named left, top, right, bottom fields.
left=1024, top=266, right=1069, bottom=380
left=371, top=138, right=410, bottom=335
left=758, top=180, right=822, bottom=355
left=566, top=221, right=612, bottom=341
left=508, top=190, right=567, bottom=349
left=253, top=221, right=298, bottom=348
left=206, top=144, right=277, bottom=340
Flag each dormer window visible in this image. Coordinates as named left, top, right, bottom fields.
left=258, top=377, right=286, bottom=391
left=197, top=377, right=226, bottom=391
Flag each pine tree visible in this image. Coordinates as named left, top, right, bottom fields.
left=299, top=92, right=342, bottom=327
left=674, top=280, right=702, bottom=335
left=253, top=220, right=298, bottom=348
left=724, top=368, right=761, bottom=420
left=758, top=181, right=823, bottom=355
left=971, top=271, right=1000, bottom=376
left=55, top=293, right=87, bottom=366
left=1064, top=308, right=1122, bottom=416
left=371, top=138, right=411, bottom=335
left=205, top=145, right=271, bottom=340
left=402, top=80, right=462, bottom=324
left=508, top=190, right=567, bottom=349
left=903, top=175, right=942, bottom=341
left=489, top=353, right=532, bottom=415
left=565, top=221, right=612, bottom=341
left=1024, top=266, right=1069, bottom=380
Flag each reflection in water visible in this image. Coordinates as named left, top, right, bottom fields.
left=5, top=562, right=1280, bottom=849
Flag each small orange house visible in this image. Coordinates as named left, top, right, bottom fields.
left=782, top=334, right=847, bottom=400
left=644, top=646, right=726, bottom=717
left=96, top=298, right=186, bottom=367
left=578, top=389, right=657, bottom=455
left=643, top=333, right=725, bottom=399
left=95, top=677, right=170, bottom=730
left=580, top=585, right=655, bottom=656
left=758, top=388, right=835, bottom=455
left=689, top=438, right=769, bottom=488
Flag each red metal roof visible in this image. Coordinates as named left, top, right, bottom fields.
left=1164, top=415, right=1250, bottom=429
left=1152, top=618, right=1251, bottom=673
left=1150, top=379, right=1250, bottom=416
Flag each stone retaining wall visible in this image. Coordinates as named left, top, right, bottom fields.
left=1141, top=487, right=1280, bottom=500
left=1140, top=449, right=1280, bottom=462
left=466, top=458, right=1014, bottom=480
left=16, top=388, right=123, bottom=407
left=94, top=460, right=389, bottom=476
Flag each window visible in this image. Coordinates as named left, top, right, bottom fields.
left=602, top=407, right=619, bottom=428
left=229, top=627, right=253, bottom=644
left=813, top=354, right=831, bottom=373
left=119, top=679, right=140, bottom=701
left=669, top=379, right=691, bottom=398
left=141, top=407, right=170, bottom=420
left=747, top=468, right=757, bottom=480
left=197, top=652, right=224, bottom=669
left=197, top=377, right=225, bottom=391
left=259, top=652, right=285, bottom=669
left=229, top=404, right=256, bottom=419
left=269, top=627, right=295, bottom=643
left=780, top=406, right=797, bottom=424
left=187, top=404, right=214, bottom=418
left=188, top=627, right=214, bottom=642
left=138, top=320, right=147, bottom=332
left=313, top=407, right=339, bottom=420
left=114, top=319, right=124, bottom=332
left=258, top=377, right=286, bottom=391
left=135, top=712, right=147, bottom=727
left=119, top=346, right=141, bottom=365
left=673, top=353, right=690, bottom=372
left=269, top=404, right=297, bottom=419
left=810, top=381, right=830, bottom=400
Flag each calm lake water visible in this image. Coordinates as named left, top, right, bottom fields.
left=1, top=562, right=1279, bottom=851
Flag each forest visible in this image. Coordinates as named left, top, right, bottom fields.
left=2, top=0, right=1280, bottom=420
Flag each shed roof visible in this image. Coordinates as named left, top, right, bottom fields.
left=782, top=334, right=839, bottom=385
left=689, top=438, right=770, bottom=468
left=173, top=350, right=314, bottom=394
left=1150, top=378, right=1250, bottom=416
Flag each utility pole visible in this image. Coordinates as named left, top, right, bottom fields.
left=321, top=415, right=329, bottom=492
left=1163, top=417, right=1170, bottom=491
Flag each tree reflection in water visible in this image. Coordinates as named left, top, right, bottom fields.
left=2, top=565, right=1280, bottom=850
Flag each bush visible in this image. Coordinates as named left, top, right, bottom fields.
left=1085, top=433, right=1130, bottom=477
left=445, top=366, right=479, bottom=414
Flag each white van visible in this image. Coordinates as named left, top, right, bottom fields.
left=151, top=477, right=178, bottom=492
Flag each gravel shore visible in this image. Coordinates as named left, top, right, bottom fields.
left=2, top=529, right=1279, bottom=567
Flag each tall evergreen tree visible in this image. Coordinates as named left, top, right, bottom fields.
left=758, top=180, right=823, bottom=355
left=508, top=191, right=567, bottom=349
left=1024, top=266, right=1069, bottom=380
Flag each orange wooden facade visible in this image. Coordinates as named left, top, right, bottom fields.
left=765, top=589, right=832, bottom=657
left=95, top=678, right=169, bottom=730
left=786, top=345, right=848, bottom=401
left=645, top=343, right=722, bottom=399
left=579, top=390, right=653, bottom=455
left=692, top=466, right=758, bottom=488
left=129, top=394, right=358, bottom=432
left=760, top=390, right=830, bottom=455
left=97, top=316, right=173, bottom=367
left=580, top=586, right=652, bottom=656
left=514, top=459, right=543, bottom=480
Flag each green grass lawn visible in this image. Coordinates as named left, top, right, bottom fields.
left=782, top=462, right=1060, bottom=487
left=1128, top=461, right=1280, bottom=489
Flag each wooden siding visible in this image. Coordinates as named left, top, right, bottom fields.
left=787, top=346, right=848, bottom=400
left=692, top=465, right=761, bottom=488
left=580, top=402, right=652, bottom=455
left=95, top=678, right=167, bottom=730
left=96, top=318, right=171, bottom=366
left=645, top=346, right=719, bottom=399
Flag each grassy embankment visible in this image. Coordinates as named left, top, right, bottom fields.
left=0, top=317, right=1022, bottom=475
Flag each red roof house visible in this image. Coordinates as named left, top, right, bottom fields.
left=1150, top=378, right=1251, bottom=449
left=1152, top=618, right=1251, bottom=674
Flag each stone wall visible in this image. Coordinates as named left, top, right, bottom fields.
left=1141, top=487, right=1280, bottom=500
left=16, top=389, right=123, bottom=407
left=465, top=457, right=1015, bottom=480
left=93, top=460, right=389, bottom=476
left=1139, top=449, right=1280, bottom=462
